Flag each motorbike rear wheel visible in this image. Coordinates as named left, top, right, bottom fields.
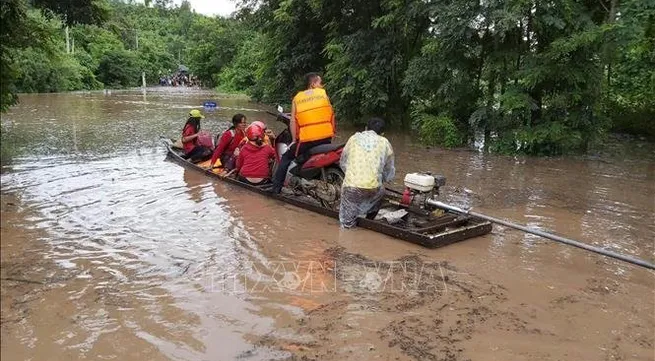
left=321, top=166, right=345, bottom=210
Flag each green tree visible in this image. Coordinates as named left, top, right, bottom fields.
left=323, top=0, right=429, bottom=125
left=1, top=0, right=108, bottom=110
left=96, top=49, right=140, bottom=87
left=216, top=33, right=267, bottom=93
left=605, top=0, right=655, bottom=137
left=32, top=0, right=109, bottom=25
left=14, top=47, right=86, bottom=92
left=3, top=0, right=652, bottom=151
left=186, top=17, right=252, bottom=87
left=1, top=0, right=31, bottom=111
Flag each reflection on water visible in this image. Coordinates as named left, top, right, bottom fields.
left=1, top=88, right=654, bottom=360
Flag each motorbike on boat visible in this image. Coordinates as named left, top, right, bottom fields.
left=267, top=106, right=345, bottom=210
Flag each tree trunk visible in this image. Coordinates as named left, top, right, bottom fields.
left=65, top=26, right=70, bottom=54
left=529, top=90, right=542, bottom=126
left=608, top=0, right=619, bottom=22
left=605, top=0, right=619, bottom=92
left=515, top=20, right=523, bottom=86
left=500, top=58, right=507, bottom=99
left=484, top=73, right=496, bottom=152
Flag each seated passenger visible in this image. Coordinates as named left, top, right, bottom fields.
left=209, top=113, right=247, bottom=169
left=270, top=72, right=335, bottom=194
left=236, top=121, right=275, bottom=150
left=235, top=124, right=276, bottom=186
left=181, top=109, right=212, bottom=163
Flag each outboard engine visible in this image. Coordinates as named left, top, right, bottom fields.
left=400, top=173, right=447, bottom=211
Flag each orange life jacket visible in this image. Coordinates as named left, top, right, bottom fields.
left=293, top=88, right=334, bottom=143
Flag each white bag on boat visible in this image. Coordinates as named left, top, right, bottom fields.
left=375, top=208, right=408, bottom=224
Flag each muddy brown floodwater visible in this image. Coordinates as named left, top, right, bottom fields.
left=1, top=88, right=654, bottom=361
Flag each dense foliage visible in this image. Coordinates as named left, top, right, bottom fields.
left=1, top=0, right=653, bottom=154
left=0, top=0, right=252, bottom=107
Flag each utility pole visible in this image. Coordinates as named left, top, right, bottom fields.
left=71, top=36, right=75, bottom=54
left=65, top=26, right=70, bottom=54
left=142, top=72, right=147, bottom=97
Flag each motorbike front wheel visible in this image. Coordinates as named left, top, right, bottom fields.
left=321, top=166, right=345, bottom=211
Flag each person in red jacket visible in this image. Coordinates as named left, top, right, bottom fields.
left=235, top=124, right=276, bottom=185
left=236, top=120, right=275, bottom=147
left=209, top=113, right=247, bottom=169
left=181, top=109, right=212, bottom=163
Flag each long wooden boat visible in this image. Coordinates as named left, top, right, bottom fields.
left=163, top=139, right=492, bottom=248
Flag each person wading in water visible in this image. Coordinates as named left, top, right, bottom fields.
left=338, top=117, right=395, bottom=228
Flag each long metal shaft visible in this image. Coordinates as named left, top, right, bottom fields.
left=427, top=200, right=655, bottom=271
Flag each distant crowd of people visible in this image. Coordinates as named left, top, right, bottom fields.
left=159, top=73, right=201, bottom=87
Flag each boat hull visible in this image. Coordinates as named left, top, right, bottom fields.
left=163, top=139, right=492, bottom=248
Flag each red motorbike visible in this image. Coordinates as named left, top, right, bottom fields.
left=268, top=107, right=345, bottom=210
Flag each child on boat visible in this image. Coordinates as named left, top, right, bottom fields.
left=181, top=109, right=213, bottom=163
left=235, top=124, right=276, bottom=185
left=209, top=113, right=247, bottom=169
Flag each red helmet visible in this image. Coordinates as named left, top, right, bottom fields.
left=246, top=124, right=264, bottom=141
left=251, top=120, right=267, bottom=130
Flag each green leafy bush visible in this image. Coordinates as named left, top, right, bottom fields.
left=414, top=111, right=465, bottom=148
left=96, top=50, right=140, bottom=88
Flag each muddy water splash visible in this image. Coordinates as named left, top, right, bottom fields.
left=1, top=88, right=653, bottom=361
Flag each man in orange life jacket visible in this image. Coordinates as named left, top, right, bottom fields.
left=270, top=73, right=335, bottom=194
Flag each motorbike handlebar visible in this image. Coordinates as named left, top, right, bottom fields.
left=266, top=110, right=291, bottom=126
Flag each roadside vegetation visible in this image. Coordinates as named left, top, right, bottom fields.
left=1, top=0, right=653, bottom=154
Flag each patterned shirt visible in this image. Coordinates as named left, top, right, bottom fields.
left=340, top=130, right=395, bottom=189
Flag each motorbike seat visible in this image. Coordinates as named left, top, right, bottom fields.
left=295, top=143, right=345, bottom=166
left=307, top=143, right=345, bottom=155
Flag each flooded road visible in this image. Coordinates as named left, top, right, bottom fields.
left=1, top=88, right=653, bottom=361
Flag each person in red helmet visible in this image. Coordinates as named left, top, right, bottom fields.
left=237, top=120, right=275, bottom=148
left=251, top=120, right=276, bottom=144
left=235, top=124, right=276, bottom=186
